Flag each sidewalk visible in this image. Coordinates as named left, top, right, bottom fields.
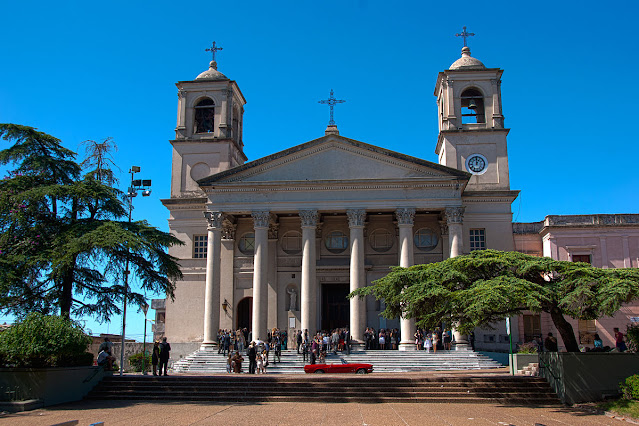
left=0, top=399, right=621, bottom=426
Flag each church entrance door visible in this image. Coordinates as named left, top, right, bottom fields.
left=321, top=283, right=349, bottom=332
left=236, top=297, right=252, bottom=331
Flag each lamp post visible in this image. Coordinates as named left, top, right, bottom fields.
left=142, top=302, right=149, bottom=375
left=119, top=166, right=152, bottom=376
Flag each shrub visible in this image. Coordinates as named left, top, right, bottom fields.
left=128, top=351, right=151, bottom=372
left=517, top=342, right=538, bottom=354
left=620, top=374, right=639, bottom=400
left=627, top=325, right=639, bottom=353
left=0, top=313, right=93, bottom=368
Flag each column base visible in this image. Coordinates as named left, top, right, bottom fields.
left=399, top=341, right=417, bottom=351
left=199, top=342, right=218, bottom=351
left=453, top=343, right=470, bottom=351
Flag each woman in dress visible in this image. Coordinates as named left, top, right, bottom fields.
left=151, top=341, right=160, bottom=375
left=414, top=330, right=422, bottom=351
left=432, top=331, right=439, bottom=354
left=424, top=333, right=433, bottom=353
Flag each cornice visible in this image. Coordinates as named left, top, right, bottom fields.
left=205, top=180, right=464, bottom=194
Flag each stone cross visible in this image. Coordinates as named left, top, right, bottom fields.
left=318, top=89, right=346, bottom=126
left=205, top=41, right=223, bottom=62
left=455, top=26, right=475, bottom=47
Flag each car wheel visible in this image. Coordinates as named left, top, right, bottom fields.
left=314, top=369, right=325, bottom=374
left=356, top=368, right=367, bottom=374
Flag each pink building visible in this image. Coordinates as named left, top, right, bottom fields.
left=513, top=214, right=639, bottom=351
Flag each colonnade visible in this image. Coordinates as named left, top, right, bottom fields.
left=201, top=206, right=466, bottom=349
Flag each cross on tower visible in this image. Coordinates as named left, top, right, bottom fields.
left=455, top=26, right=475, bottom=47
left=318, top=89, right=346, bottom=126
left=205, top=41, right=223, bottom=62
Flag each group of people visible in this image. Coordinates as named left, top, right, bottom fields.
left=363, top=328, right=401, bottom=350
left=225, top=327, right=290, bottom=374
left=294, top=328, right=352, bottom=364
left=96, top=336, right=171, bottom=375
left=412, top=329, right=453, bottom=352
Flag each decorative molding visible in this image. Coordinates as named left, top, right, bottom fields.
left=178, top=90, right=187, bottom=98
left=251, top=210, right=271, bottom=228
left=395, top=208, right=416, bottom=226
left=206, top=181, right=460, bottom=193
left=203, top=211, right=223, bottom=229
left=222, top=216, right=237, bottom=240
left=315, top=222, right=323, bottom=238
left=347, top=209, right=366, bottom=228
left=268, top=214, right=279, bottom=239
left=445, top=207, right=465, bottom=224
left=439, top=220, right=449, bottom=236
left=299, top=209, right=319, bottom=227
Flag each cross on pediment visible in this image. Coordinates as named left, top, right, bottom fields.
left=318, top=89, right=346, bottom=126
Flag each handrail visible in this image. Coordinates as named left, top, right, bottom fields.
left=83, top=365, right=105, bottom=383
left=537, top=353, right=560, bottom=382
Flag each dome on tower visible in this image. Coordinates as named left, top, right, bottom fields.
left=196, top=61, right=228, bottom=80
left=449, top=46, right=486, bottom=70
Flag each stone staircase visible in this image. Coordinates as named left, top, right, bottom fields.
left=172, top=347, right=503, bottom=374
left=87, top=375, right=560, bottom=404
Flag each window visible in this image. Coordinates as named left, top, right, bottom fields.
left=281, top=231, right=302, bottom=254
left=193, top=235, right=207, bottom=258
left=572, top=254, right=591, bottom=264
left=369, top=228, right=393, bottom=252
left=414, top=228, right=438, bottom=251
left=194, top=98, right=215, bottom=133
left=578, top=320, right=596, bottom=344
left=324, top=231, right=348, bottom=254
left=523, top=314, right=541, bottom=342
left=238, top=232, right=255, bottom=255
left=460, top=88, right=485, bottom=124
left=469, top=229, right=486, bottom=251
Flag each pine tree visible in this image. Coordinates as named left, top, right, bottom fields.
left=0, top=124, right=183, bottom=320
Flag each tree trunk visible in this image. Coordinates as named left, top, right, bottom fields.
left=59, top=269, right=73, bottom=319
left=549, top=307, right=580, bottom=352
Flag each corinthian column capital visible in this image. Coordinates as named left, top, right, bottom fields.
left=251, top=211, right=271, bottom=228
left=445, top=207, right=465, bottom=224
left=203, top=211, right=223, bottom=229
left=299, top=210, right=319, bottom=228
left=347, top=209, right=366, bottom=228
left=395, top=208, right=416, bottom=226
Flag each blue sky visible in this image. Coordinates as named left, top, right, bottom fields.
left=1, top=0, right=638, bottom=342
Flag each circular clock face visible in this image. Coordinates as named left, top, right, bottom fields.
left=466, top=154, right=488, bottom=175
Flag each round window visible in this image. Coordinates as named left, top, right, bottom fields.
left=369, top=228, right=393, bottom=252
left=238, top=232, right=255, bottom=255
left=281, top=231, right=302, bottom=254
left=414, top=228, right=438, bottom=251
left=324, top=231, right=349, bottom=254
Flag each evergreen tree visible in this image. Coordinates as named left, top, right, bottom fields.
left=0, top=124, right=183, bottom=320
left=351, top=249, right=639, bottom=352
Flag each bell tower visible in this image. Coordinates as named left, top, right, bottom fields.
left=170, top=43, right=247, bottom=197
left=434, top=45, right=510, bottom=191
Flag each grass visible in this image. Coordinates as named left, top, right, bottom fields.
left=598, top=399, right=639, bottom=419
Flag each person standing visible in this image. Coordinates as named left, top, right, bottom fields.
left=158, top=337, right=171, bottom=376
left=247, top=341, right=257, bottom=374
left=151, top=341, right=160, bottom=376
left=614, top=328, right=627, bottom=352
left=296, top=330, right=303, bottom=354
left=544, top=332, right=558, bottom=352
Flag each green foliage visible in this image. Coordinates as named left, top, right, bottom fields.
left=0, top=312, right=92, bottom=367
left=128, top=351, right=152, bottom=372
left=351, top=250, right=639, bottom=352
left=0, top=124, right=183, bottom=319
left=620, top=375, right=639, bottom=400
left=517, top=342, right=538, bottom=354
left=627, top=324, right=639, bottom=353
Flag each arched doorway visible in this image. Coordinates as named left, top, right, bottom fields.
left=236, top=297, right=253, bottom=331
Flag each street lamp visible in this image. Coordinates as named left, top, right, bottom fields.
left=142, top=302, right=149, bottom=375
left=119, top=166, right=152, bottom=376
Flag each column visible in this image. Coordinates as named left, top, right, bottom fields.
left=299, top=210, right=319, bottom=336
left=396, top=208, right=416, bottom=351
left=445, top=206, right=467, bottom=347
left=251, top=211, right=270, bottom=341
left=347, top=209, right=367, bottom=344
left=202, top=211, right=223, bottom=349
left=446, top=207, right=465, bottom=258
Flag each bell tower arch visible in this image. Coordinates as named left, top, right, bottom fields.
left=170, top=46, right=247, bottom=197
left=434, top=46, right=510, bottom=191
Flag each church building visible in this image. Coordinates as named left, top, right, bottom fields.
left=157, top=44, right=521, bottom=350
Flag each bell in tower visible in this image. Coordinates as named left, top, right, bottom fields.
left=169, top=43, right=247, bottom=197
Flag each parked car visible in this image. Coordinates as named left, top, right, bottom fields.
left=304, top=359, right=373, bottom=374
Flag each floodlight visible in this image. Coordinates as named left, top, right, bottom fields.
left=131, top=166, right=141, bottom=173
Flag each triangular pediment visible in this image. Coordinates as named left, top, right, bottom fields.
left=198, top=135, right=469, bottom=186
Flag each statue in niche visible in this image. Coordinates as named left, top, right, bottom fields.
left=287, top=287, right=297, bottom=311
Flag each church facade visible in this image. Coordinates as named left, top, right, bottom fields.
left=157, top=46, right=520, bottom=349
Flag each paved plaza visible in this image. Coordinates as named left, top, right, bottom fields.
left=0, top=399, right=623, bottom=426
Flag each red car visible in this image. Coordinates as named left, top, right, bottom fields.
left=304, top=360, right=373, bottom=374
